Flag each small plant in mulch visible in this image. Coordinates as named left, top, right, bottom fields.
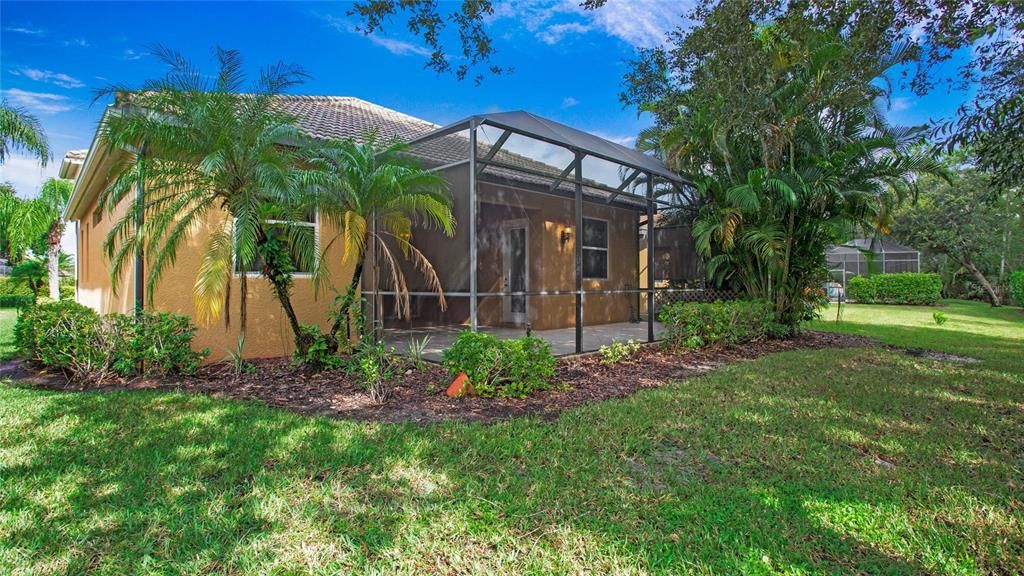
left=406, top=335, right=432, bottom=371
left=441, top=331, right=555, bottom=398
left=599, top=339, right=641, bottom=365
left=355, top=340, right=396, bottom=403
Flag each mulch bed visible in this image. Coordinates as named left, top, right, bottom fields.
left=0, top=331, right=873, bottom=424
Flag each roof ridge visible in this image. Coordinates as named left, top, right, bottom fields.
left=280, top=95, right=441, bottom=129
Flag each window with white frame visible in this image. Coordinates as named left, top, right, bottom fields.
left=581, top=217, right=608, bottom=279
left=234, top=210, right=317, bottom=275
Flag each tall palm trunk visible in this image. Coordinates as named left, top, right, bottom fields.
left=47, top=221, right=62, bottom=299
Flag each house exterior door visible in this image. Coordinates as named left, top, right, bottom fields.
left=501, top=219, right=529, bottom=325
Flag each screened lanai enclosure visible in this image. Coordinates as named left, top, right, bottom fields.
left=827, top=237, right=921, bottom=286
left=363, top=111, right=706, bottom=359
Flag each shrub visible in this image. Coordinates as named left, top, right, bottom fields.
left=659, top=299, right=777, bottom=349
left=933, top=311, right=948, bottom=326
left=15, top=301, right=207, bottom=383
left=1010, top=270, right=1024, bottom=307
left=846, top=273, right=941, bottom=305
left=599, top=339, right=640, bottom=365
left=15, top=300, right=110, bottom=382
left=442, top=331, right=556, bottom=398
left=0, top=295, right=33, bottom=308
left=59, top=278, right=75, bottom=300
left=0, top=276, right=35, bottom=298
left=107, top=311, right=208, bottom=377
left=293, top=324, right=345, bottom=370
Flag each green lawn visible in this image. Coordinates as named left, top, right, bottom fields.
left=810, top=299, right=1024, bottom=372
left=1, top=300, right=1022, bottom=574
left=0, top=308, right=17, bottom=361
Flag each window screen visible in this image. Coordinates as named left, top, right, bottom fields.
left=582, top=218, right=608, bottom=279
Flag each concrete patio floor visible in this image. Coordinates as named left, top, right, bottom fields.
left=383, top=321, right=667, bottom=361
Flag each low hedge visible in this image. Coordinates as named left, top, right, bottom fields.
left=658, top=299, right=783, bottom=349
left=0, top=295, right=33, bottom=308
left=442, top=331, right=555, bottom=398
left=0, top=276, right=76, bottom=305
left=1010, top=270, right=1024, bottom=307
left=846, top=273, right=941, bottom=305
left=15, top=300, right=208, bottom=383
left=0, top=277, right=34, bottom=299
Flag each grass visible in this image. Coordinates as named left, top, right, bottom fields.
left=1, top=300, right=1022, bottom=574
left=0, top=308, right=18, bottom=361
left=810, top=299, right=1024, bottom=372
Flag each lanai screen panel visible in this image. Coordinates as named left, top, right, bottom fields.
left=379, top=113, right=698, bottom=355
left=366, top=157, right=472, bottom=332
left=826, top=238, right=920, bottom=285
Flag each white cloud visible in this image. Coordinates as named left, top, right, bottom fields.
left=13, top=68, right=85, bottom=89
left=493, top=0, right=689, bottom=49
left=64, top=38, right=90, bottom=48
left=592, top=132, right=636, bottom=147
left=589, top=0, right=690, bottom=49
left=0, top=153, right=62, bottom=198
left=4, top=26, right=44, bottom=36
left=1, top=88, right=74, bottom=114
left=891, top=97, right=915, bottom=112
left=318, top=13, right=431, bottom=57
left=538, top=22, right=592, bottom=45
left=365, top=35, right=432, bottom=57
left=122, top=49, right=145, bottom=61
left=561, top=96, right=579, bottom=108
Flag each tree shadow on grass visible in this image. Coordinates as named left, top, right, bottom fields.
left=3, top=344, right=1022, bottom=573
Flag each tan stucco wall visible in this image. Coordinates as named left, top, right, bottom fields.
left=74, top=184, right=355, bottom=361
left=76, top=162, right=135, bottom=316
left=73, top=160, right=639, bottom=358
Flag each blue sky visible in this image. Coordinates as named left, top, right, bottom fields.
left=1, top=0, right=973, bottom=204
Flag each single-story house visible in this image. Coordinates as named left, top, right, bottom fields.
left=826, top=237, right=921, bottom=286
left=61, top=96, right=701, bottom=359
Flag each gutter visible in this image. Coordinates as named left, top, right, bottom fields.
left=62, top=105, right=115, bottom=222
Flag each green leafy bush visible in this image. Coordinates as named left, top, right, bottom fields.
left=659, top=299, right=778, bottom=349
left=933, top=311, right=948, bottom=325
left=293, top=324, right=344, bottom=370
left=0, top=276, right=35, bottom=307
left=15, top=301, right=207, bottom=383
left=0, top=295, right=33, bottom=308
left=846, top=273, right=942, bottom=305
left=59, top=278, right=75, bottom=300
left=1010, top=270, right=1024, bottom=307
left=107, top=311, right=208, bottom=377
left=15, top=300, right=109, bottom=382
left=442, top=331, right=556, bottom=398
left=599, top=339, right=640, bottom=365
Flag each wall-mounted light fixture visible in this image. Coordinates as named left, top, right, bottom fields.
left=560, top=228, right=572, bottom=247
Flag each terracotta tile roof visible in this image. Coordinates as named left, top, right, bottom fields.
left=274, top=96, right=646, bottom=207
left=274, top=96, right=441, bottom=144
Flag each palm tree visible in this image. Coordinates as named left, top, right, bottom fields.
left=655, top=28, right=945, bottom=326
left=307, top=136, right=455, bottom=347
left=0, top=99, right=50, bottom=165
left=98, top=46, right=323, bottom=355
left=0, top=183, right=21, bottom=262
left=9, top=177, right=74, bottom=299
